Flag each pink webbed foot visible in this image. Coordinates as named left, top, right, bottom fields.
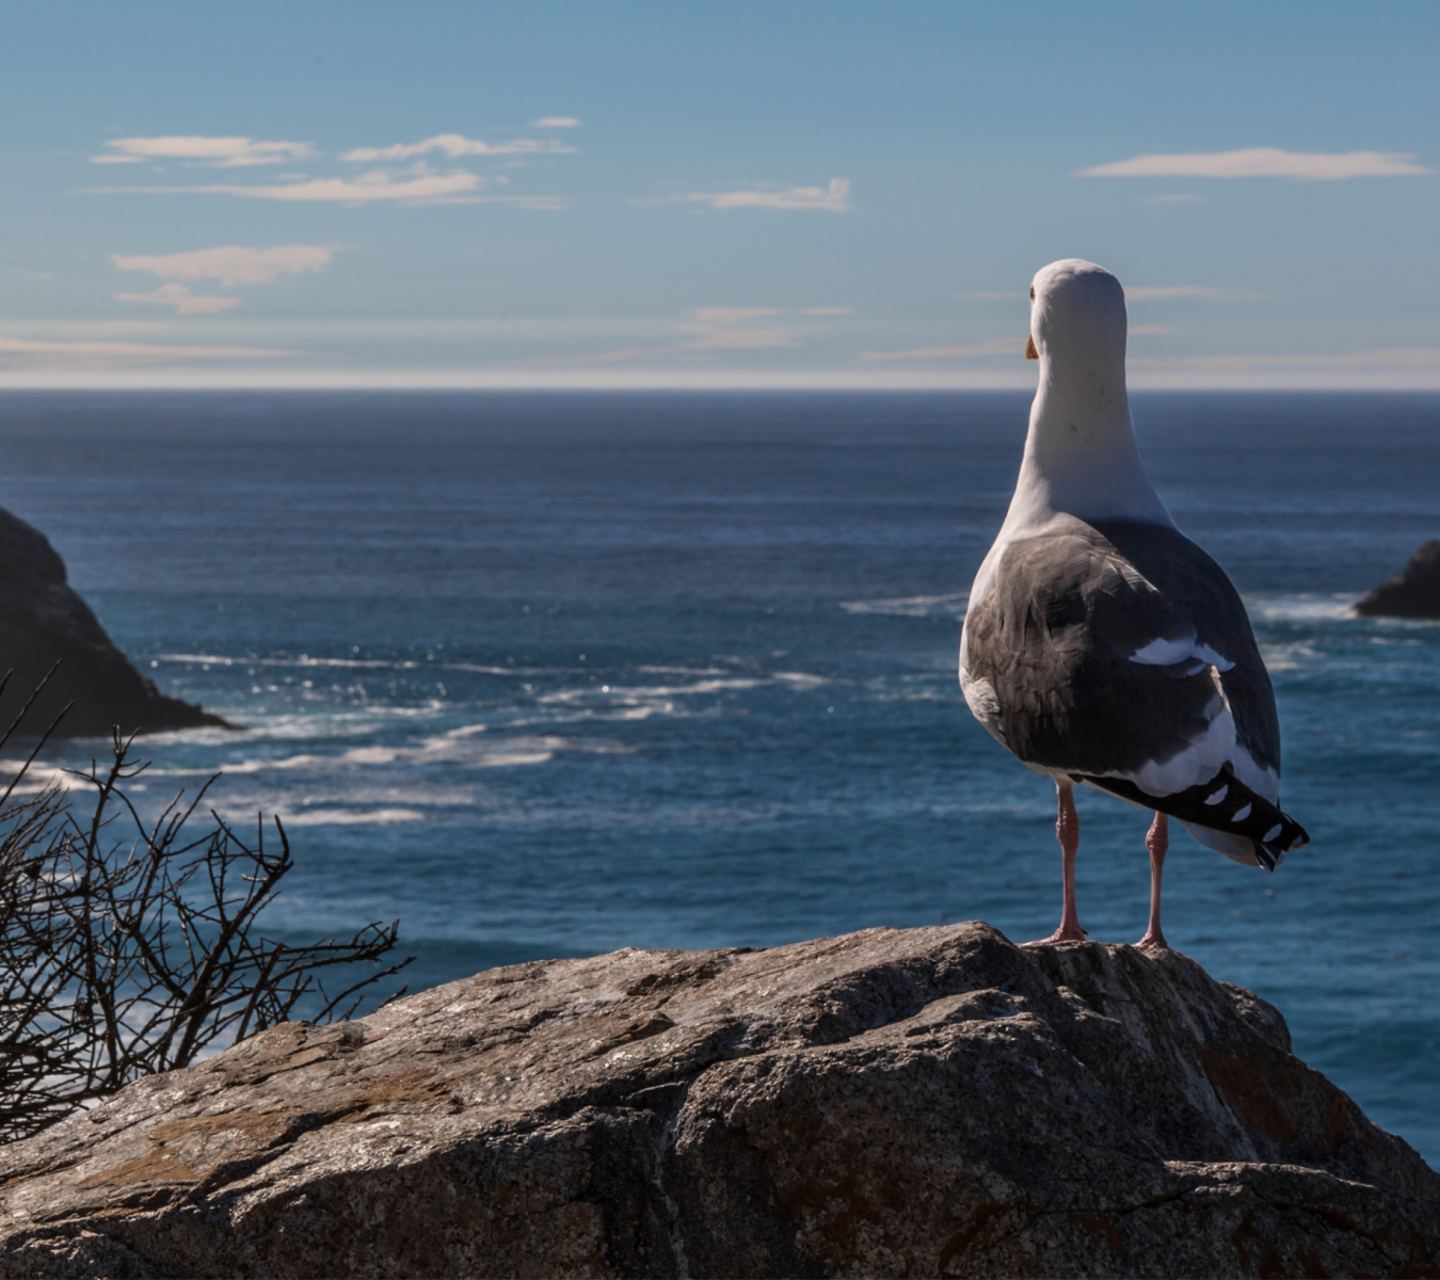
left=1031, top=924, right=1089, bottom=945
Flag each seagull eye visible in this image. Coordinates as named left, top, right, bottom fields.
left=1030, top=287, right=1036, bottom=301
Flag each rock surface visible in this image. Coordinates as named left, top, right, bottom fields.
left=1355, top=539, right=1440, bottom=619
left=0, top=923, right=1436, bottom=1278
left=0, top=506, right=229, bottom=738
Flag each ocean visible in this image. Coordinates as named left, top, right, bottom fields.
left=0, top=389, right=1436, bottom=1162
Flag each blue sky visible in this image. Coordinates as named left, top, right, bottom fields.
left=2, top=1, right=1437, bottom=387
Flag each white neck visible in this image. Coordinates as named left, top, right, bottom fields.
left=999, top=357, right=1172, bottom=536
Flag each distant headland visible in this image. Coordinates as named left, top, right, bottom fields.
left=0, top=506, right=231, bottom=739
left=1356, top=540, right=1440, bottom=619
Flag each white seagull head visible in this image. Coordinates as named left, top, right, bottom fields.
left=999, top=257, right=1172, bottom=529
left=1026, top=259, right=1127, bottom=380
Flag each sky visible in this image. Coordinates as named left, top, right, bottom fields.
left=2, top=1, right=1438, bottom=388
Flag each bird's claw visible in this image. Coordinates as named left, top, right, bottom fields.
left=1028, top=925, right=1088, bottom=945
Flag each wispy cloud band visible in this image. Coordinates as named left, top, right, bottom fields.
left=855, top=338, right=1020, bottom=362
left=0, top=338, right=296, bottom=365
left=111, top=244, right=337, bottom=285
left=339, top=133, right=576, bottom=162
left=1132, top=348, right=1440, bottom=369
left=1124, top=286, right=1254, bottom=302
left=91, top=136, right=316, bottom=167
left=87, top=171, right=563, bottom=206
left=1078, top=147, right=1429, bottom=180
left=667, top=178, right=851, bottom=211
left=85, top=131, right=574, bottom=207
left=111, top=284, right=241, bottom=315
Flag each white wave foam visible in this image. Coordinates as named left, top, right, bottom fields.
left=150, top=752, right=324, bottom=776
left=157, top=732, right=631, bottom=780
left=158, top=652, right=399, bottom=670
left=772, top=671, right=828, bottom=688
left=536, top=673, right=827, bottom=712
left=390, top=732, right=628, bottom=768
left=154, top=653, right=548, bottom=677
left=635, top=665, right=728, bottom=676
left=276, top=808, right=426, bottom=827
left=1257, top=642, right=1320, bottom=672
left=840, top=593, right=969, bottom=618
left=539, top=677, right=766, bottom=705
left=1245, top=593, right=1362, bottom=622
left=288, top=786, right=478, bottom=807
left=0, top=760, right=72, bottom=786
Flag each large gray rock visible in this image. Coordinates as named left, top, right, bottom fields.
left=1355, top=540, right=1440, bottom=619
left=0, top=923, right=1435, bottom=1278
left=0, top=506, right=230, bottom=737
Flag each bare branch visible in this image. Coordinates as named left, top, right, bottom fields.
left=0, top=713, right=412, bottom=1141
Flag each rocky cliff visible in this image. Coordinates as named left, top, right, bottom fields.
left=0, top=506, right=229, bottom=738
left=0, top=923, right=1435, bottom=1278
left=1356, top=540, right=1440, bottom=619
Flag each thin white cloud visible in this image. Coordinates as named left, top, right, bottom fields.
left=855, top=338, right=1021, bottom=362
left=88, top=131, right=571, bottom=207
left=688, top=307, right=782, bottom=324
left=112, top=283, right=241, bottom=316
left=957, top=287, right=1239, bottom=304
left=91, top=136, right=317, bottom=168
left=573, top=304, right=850, bottom=361
left=1128, top=325, right=1174, bottom=336
left=1131, top=348, right=1440, bottom=370
left=668, top=178, right=851, bottom=212
left=87, top=170, right=563, bottom=206
left=1143, top=193, right=1205, bottom=203
left=0, top=320, right=173, bottom=337
left=567, top=347, right=661, bottom=365
left=680, top=325, right=802, bottom=350
left=340, top=133, right=575, bottom=162
left=1078, top=148, right=1429, bottom=180
left=1124, top=286, right=1248, bottom=302
left=111, top=244, right=337, bottom=286
left=531, top=117, right=582, bottom=128
left=679, top=307, right=799, bottom=349
left=676, top=303, right=851, bottom=350
left=0, top=337, right=295, bottom=365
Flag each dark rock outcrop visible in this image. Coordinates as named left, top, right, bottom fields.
left=1356, top=540, right=1440, bottom=619
left=0, top=923, right=1435, bottom=1278
left=0, top=506, right=230, bottom=738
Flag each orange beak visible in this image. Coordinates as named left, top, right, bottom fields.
left=1025, top=333, right=1039, bottom=361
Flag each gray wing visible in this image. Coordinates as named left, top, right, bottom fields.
left=962, top=515, right=1280, bottom=781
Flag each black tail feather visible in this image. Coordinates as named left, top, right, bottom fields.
left=1072, top=764, right=1309, bottom=869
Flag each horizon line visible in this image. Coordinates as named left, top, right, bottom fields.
left=2, top=368, right=1440, bottom=393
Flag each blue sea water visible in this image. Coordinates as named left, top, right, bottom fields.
left=0, top=389, right=1436, bottom=1162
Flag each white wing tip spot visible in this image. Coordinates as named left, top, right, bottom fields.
left=1263, top=824, right=1283, bottom=842
left=1204, top=786, right=1228, bottom=805
left=1232, top=803, right=1252, bottom=822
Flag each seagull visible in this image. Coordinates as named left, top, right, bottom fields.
left=958, top=259, right=1309, bottom=949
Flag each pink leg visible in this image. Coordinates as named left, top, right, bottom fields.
left=1034, top=784, right=1086, bottom=943
left=1136, top=812, right=1169, bottom=950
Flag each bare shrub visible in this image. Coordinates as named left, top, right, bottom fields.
left=0, top=673, right=410, bottom=1141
